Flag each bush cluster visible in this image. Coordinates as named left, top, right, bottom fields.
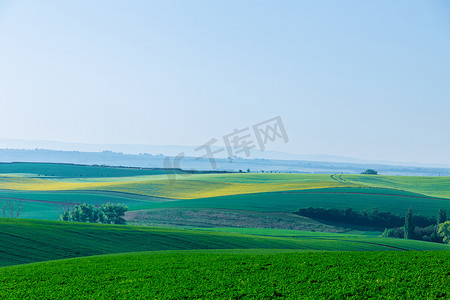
left=381, top=208, right=447, bottom=243
left=60, top=203, right=128, bottom=225
left=382, top=226, right=443, bottom=243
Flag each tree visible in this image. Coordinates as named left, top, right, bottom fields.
left=247, top=168, right=250, bottom=173
left=404, top=207, right=414, bottom=239
left=361, top=169, right=378, bottom=175
left=438, top=221, right=450, bottom=244
left=437, top=209, right=447, bottom=225
left=0, top=201, right=22, bottom=218
left=101, top=203, right=127, bottom=224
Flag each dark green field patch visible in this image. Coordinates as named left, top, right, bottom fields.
left=145, top=187, right=450, bottom=217
left=0, top=162, right=189, bottom=178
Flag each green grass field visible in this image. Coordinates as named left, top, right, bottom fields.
left=1, top=163, right=449, bottom=222
left=0, top=163, right=449, bottom=299
left=0, top=218, right=448, bottom=267
left=1, top=249, right=448, bottom=299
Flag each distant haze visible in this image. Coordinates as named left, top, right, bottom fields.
left=0, top=1, right=449, bottom=164
left=1, top=138, right=450, bottom=170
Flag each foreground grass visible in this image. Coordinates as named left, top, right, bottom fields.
left=0, top=250, right=449, bottom=299
left=0, top=219, right=448, bottom=267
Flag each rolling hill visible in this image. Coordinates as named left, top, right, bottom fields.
left=0, top=218, right=447, bottom=267
left=0, top=163, right=449, bottom=224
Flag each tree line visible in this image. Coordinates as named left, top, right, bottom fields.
left=295, top=206, right=449, bottom=244
left=383, top=208, right=447, bottom=243
left=294, top=207, right=436, bottom=228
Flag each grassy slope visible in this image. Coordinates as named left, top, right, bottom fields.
left=1, top=167, right=449, bottom=220
left=343, top=174, right=450, bottom=199
left=125, top=208, right=360, bottom=233
left=0, top=219, right=448, bottom=267
left=198, top=227, right=449, bottom=250
left=1, top=250, right=449, bottom=299
left=0, top=189, right=159, bottom=220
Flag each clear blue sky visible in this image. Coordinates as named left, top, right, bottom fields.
left=0, top=1, right=449, bottom=164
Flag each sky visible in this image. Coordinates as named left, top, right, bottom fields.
left=0, top=1, right=449, bottom=164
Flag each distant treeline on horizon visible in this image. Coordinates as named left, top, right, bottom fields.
left=0, top=148, right=449, bottom=176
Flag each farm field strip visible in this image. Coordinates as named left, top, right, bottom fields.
left=0, top=173, right=358, bottom=199
left=2, top=184, right=449, bottom=220
left=1, top=170, right=450, bottom=221
left=0, top=163, right=189, bottom=178
left=1, top=172, right=450, bottom=201
left=1, top=164, right=449, bottom=201
left=281, top=189, right=450, bottom=200
left=95, top=180, right=356, bottom=199
left=143, top=188, right=450, bottom=217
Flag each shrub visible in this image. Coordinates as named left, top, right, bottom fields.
left=361, top=169, right=378, bottom=175
left=382, top=227, right=404, bottom=238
